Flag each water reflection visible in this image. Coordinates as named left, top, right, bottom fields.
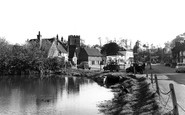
left=0, top=75, right=113, bottom=115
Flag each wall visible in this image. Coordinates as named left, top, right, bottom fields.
left=106, top=55, right=125, bottom=64
left=88, top=56, right=102, bottom=66
left=77, top=48, right=88, bottom=64
left=125, top=51, right=133, bottom=61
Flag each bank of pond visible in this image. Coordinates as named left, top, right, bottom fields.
left=0, top=69, right=160, bottom=114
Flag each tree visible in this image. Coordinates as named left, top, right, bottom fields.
left=171, top=34, right=185, bottom=63
left=170, top=35, right=185, bottom=48
left=118, top=38, right=132, bottom=49
left=101, top=42, right=120, bottom=56
left=133, top=40, right=147, bottom=62
left=164, top=41, right=171, bottom=49
left=0, top=38, right=12, bottom=74
left=133, top=40, right=140, bottom=54
left=80, top=38, right=90, bottom=48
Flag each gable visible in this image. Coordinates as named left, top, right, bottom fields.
left=48, top=41, right=68, bottom=57
left=48, top=41, right=59, bottom=58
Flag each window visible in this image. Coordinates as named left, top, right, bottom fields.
left=92, top=61, right=95, bottom=65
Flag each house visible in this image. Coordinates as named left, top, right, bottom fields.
left=106, top=49, right=133, bottom=69
left=47, top=38, right=68, bottom=59
left=106, top=50, right=133, bottom=64
left=29, top=31, right=68, bottom=60
left=77, top=47, right=102, bottom=67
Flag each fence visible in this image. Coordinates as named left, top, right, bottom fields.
left=146, top=72, right=185, bottom=115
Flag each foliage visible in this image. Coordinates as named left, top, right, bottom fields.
left=170, top=34, right=185, bottom=48
left=101, top=42, right=120, bottom=56
left=80, top=38, right=90, bottom=48
left=92, top=44, right=101, bottom=48
left=133, top=40, right=140, bottom=53
left=0, top=38, right=65, bottom=75
left=133, top=40, right=141, bottom=62
left=43, top=57, right=65, bottom=71
left=171, top=33, right=185, bottom=63
left=118, top=38, right=132, bottom=49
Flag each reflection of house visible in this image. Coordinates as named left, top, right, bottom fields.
left=29, top=31, right=68, bottom=60
left=77, top=47, right=102, bottom=66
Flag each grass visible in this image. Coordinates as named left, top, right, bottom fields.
left=98, top=75, right=160, bottom=115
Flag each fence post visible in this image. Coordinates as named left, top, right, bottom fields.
left=151, top=73, right=153, bottom=84
left=154, top=74, right=160, bottom=95
left=169, top=83, right=179, bottom=115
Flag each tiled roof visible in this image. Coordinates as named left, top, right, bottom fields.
left=84, top=47, right=102, bottom=56
left=48, top=40, right=67, bottom=57
left=29, top=38, right=67, bottom=54
left=40, top=38, right=54, bottom=52
left=118, top=51, right=126, bottom=56
left=57, top=41, right=67, bottom=53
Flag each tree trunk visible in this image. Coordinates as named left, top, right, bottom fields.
left=182, top=51, right=184, bottom=63
left=177, top=51, right=180, bottom=63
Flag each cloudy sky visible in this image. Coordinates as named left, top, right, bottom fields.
left=1, top=0, right=185, bottom=47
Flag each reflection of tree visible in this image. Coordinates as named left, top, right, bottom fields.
left=0, top=76, right=96, bottom=114
left=66, top=77, right=93, bottom=95
left=67, top=77, right=80, bottom=94
left=35, top=78, right=62, bottom=107
left=0, top=81, right=12, bottom=109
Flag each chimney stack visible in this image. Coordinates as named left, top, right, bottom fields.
left=37, top=31, right=41, bottom=40
left=56, top=34, right=58, bottom=40
left=56, top=34, right=59, bottom=45
left=61, top=37, right=63, bottom=42
left=37, top=31, right=42, bottom=49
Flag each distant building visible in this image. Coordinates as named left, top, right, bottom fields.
left=68, top=35, right=80, bottom=65
left=106, top=50, right=133, bottom=64
left=29, top=31, right=68, bottom=60
left=77, top=47, right=102, bottom=66
left=106, top=49, right=133, bottom=69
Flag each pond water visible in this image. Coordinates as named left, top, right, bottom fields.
left=0, top=76, right=113, bottom=115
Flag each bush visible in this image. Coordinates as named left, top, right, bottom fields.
left=0, top=38, right=66, bottom=75
left=42, top=57, right=65, bottom=72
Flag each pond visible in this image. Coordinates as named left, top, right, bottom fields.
left=0, top=75, right=113, bottom=115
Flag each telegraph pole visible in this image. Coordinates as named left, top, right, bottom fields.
left=149, top=49, right=152, bottom=69
left=98, top=37, right=102, bottom=71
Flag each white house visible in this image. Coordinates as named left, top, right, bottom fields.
left=106, top=50, right=133, bottom=69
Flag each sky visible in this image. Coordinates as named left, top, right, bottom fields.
left=1, top=0, right=185, bottom=47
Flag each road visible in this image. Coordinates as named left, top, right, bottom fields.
left=149, top=64, right=185, bottom=85
left=147, top=64, right=185, bottom=115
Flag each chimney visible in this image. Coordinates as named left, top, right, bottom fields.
left=37, top=31, right=41, bottom=40
left=56, top=34, right=59, bottom=45
left=37, top=31, right=42, bottom=49
left=56, top=34, right=58, bottom=40
left=61, top=37, right=63, bottom=42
